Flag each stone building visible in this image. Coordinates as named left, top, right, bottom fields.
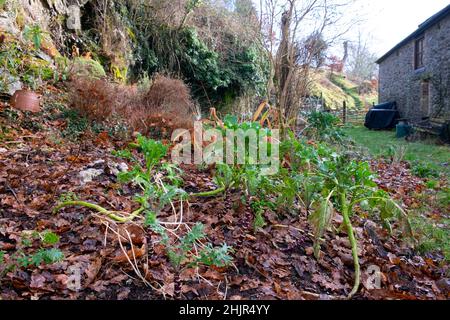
left=377, top=4, right=450, bottom=121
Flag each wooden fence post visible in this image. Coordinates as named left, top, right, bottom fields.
left=342, top=100, right=347, bottom=124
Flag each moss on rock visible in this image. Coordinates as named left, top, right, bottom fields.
left=71, top=57, right=106, bottom=79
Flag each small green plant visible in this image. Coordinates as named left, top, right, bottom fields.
left=304, top=111, right=345, bottom=143
left=146, top=216, right=232, bottom=270
left=23, top=24, right=47, bottom=51
left=54, top=55, right=71, bottom=82
left=23, top=248, right=64, bottom=267
left=145, top=211, right=233, bottom=298
left=384, top=144, right=407, bottom=163
left=61, top=109, right=89, bottom=140
left=0, top=230, right=64, bottom=274
left=42, top=230, right=60, bottom=246
left=281, top=132, right=412, bottom=298
left=111, top=149, right=133, bottom=160
left=425, top=179, right=439, bottom=190
left=251, top=200, right=275, bottom=231
left=411, top=161, right=439, bottom=179
left=412, top=216, right=449, bottom=262
left=54, top=135, right=185, bottom=222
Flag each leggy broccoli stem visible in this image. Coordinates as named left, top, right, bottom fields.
left=53, top=201, right=144, bottom=223
left=190, top=185, right=226, bottom=198
left=341, top=191, right=360, bottom=299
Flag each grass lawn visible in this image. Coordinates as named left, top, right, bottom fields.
left=343, top=125, right=450, bottom=177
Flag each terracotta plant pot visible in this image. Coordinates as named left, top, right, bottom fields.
left=10, top=90, right=41, bottom=113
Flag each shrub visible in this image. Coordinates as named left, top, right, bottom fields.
left=142, top=75, right=194, bottom=116
left=68, top=75, right=196, bottom=138
left=69, top=77, right=117, bottom=122
left=304, top=111, right=345, bottom=143
left=135, top=75, right=197, bottom=134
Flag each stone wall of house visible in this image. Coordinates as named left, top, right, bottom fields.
left=378, top=14, right=450, bottom=120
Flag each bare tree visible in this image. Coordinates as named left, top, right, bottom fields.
left=258, top=0, right=358, bottom=125
left=346, top=32, right=378, bottom=85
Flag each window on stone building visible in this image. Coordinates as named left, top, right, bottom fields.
left=414, top=37, right=424, bottom=69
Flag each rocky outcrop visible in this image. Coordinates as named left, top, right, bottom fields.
left=0, top=0, right=91, bottom=33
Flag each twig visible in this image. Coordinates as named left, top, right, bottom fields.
left=5, top=182, right=20, bottom=204
left=223, top=276, right=228, bottom=300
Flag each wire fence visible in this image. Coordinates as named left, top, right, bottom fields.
left=302, top=95, right=370, bottom=125
left=328, top=106, right=368, bottom=125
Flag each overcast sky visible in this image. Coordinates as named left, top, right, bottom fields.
left=353, top=0, right=450, bottom=56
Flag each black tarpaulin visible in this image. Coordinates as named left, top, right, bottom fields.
left=372, top=101, right=397, bottom=110
left=364, top=102, right=401, bottom=130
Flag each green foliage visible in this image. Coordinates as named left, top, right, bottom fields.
left=132, top=24, right=268, bottom=109
left=217, top=114, right=273, bottom=166
left=185, top=0, right=203, bottom=12
left=146, top=217, right=233, bottom=270
left=112, top=149, right=133, bottom=160
left=411, top=161, right=440, bottom=179
left=278, top=132, right=412, bottom=297
left=383, top=144, right=407, bottom=163
left=92, top=0, right=269, bottom=109
left=41, top=231, right=60, bottom=246
left=61, top=109, right=89, bottom=140
left=330, top=73, right=363, bottom=109
left=28, top=248, right=64, bottom=267
left=251, top=200, right=275, bottom=231
left=309, top=193, right=334, bottom=259
left=213, top=163, right=237, bottom=190
left=425, top=179, right=439, bottom=190
left=136, top=134, right=168, bottom=172
left=116, top=135, right=186, bottom=214
left=0, top=39, right=56, bottom=91
left=304, top=111, right=345, bottom=143
left=0, top=230, right=63, bottom=273
left=196, top=243, right=233, bottom=267
left=23, top=24, right=46, bottom=50
left=412, top=216, right=449, bottom=262
left=59, top=191, right=78, bottom=203
left=55, top=56, right=71, bottom=81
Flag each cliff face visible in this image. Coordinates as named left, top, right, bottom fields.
left=1, top=1, right=88, bottom=31
left=1, top=1, right=269, bottom=110
left=0, top=1, right=100, bottom=94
